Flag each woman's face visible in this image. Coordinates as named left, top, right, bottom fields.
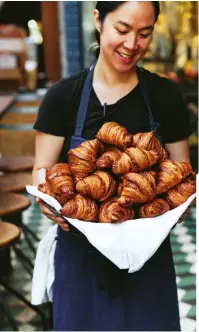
left=94, top=1, right=156, bottom=73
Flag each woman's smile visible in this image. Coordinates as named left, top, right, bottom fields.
left=116, top=50, right=139, bottom=65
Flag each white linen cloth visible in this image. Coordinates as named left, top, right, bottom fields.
left=31, top=224, right=57, bottom=305
left=27, top=184, right=196, bottom=304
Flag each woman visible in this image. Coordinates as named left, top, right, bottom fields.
left=33, top=2, right=191, bottom=331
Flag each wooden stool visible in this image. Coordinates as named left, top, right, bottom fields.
left=0, top=172, right=32, bottom=193
left=0, top=193, right=34, bottom=274
left=0, top=156, right=35, bottom=172
left=0, top=192, right=30, bottom=217
left=0, top=221, right=20, bottom=247
left=0, top=192, right=39, bottom=255
left=0, top=221, right=49, bottom=331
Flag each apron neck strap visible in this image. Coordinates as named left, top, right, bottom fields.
left=74, top=66, right=94, bottom=138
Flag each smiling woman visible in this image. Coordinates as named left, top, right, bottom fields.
left=33, top=1, right=191, bottom=331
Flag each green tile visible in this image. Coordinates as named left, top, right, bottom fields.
left=187, top=305, right=196, bottom=318
left=171, top=243, right=182, bottom=253
left=0, top=124, right=34, bottom=130
left=173, top=253, right=187, bottom=264
left=184, top=221, right=196, bottom=227
left=16, top=92, right=39, bottom=101
left=9, top=106, right=38, bottom=114
left=175, top=263, right=191, bottom=275
left=187, top=228, right=196, bottom=235
left=182, top=289, right=196, bottom=302
left=170, top=235, right=177, bottom=244
left=178, top=275, right=196, bottom=288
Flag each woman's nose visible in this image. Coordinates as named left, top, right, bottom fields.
left=123, top=35, right=139, bottom=51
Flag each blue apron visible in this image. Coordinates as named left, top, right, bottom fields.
left=53, top=66, right=181, bottom=331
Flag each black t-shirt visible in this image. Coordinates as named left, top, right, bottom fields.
left=34, top=67, right=191, bottom=162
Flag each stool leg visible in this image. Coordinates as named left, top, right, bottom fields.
left=12, top=244, right=33, bottom=275
left=0, top=296, right=19, bottom=331
left=5, top=213, right=38, bottom=255
left=0, top=279, right=49, bottom=331
left=20, top=225, right=37, bottom=254
left=22, top=223, right=40, bottom=242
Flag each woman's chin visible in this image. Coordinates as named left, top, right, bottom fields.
left=114, top=62, right=137, bottom=73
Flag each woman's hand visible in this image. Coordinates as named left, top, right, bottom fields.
left=36, top=197, right=70, bottom=232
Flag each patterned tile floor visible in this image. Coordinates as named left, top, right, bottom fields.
left=0, top=91, right=197, bottom=331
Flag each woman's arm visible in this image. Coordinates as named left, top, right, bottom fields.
left=32, top=131, right=70, bottom=231
left=32, top=131, right=65, bottom=185
left=165, top=138, right=190, bottom=163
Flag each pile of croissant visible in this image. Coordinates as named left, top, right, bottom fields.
left=38, top=122, right=196, bottom=223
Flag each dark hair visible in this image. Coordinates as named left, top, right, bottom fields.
left=94, top=1, right=160, bottom=57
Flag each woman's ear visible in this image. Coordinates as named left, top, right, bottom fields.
left=93, top=9, right=101, bottom=33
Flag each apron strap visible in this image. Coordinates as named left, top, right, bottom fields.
left=137, top=66, right=158, bottom=131
left=137, top=66, right=163, bottom=144
left=74, top=66, right=94, bottom=137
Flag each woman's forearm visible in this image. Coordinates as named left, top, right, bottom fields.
left=165, top=139, right=190, bottom=163
left=32, top=167, right=46, bottom=186
left=32, top=131, right=65, bottom=186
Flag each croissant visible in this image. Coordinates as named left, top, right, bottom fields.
left=156, top=159, right=193, bottom=194
left=166, top=172, right=196, bottom=208
left=96, top=146, right=123, bottom=169
left=68, top=139, right=101, bottom=182
left=118, top=171, right=156, bottom=207
left=76, top=170, right=116, bottom=202
left=117, top=182, right=123, bottom=196
left=96, top=122, right=132, bottom=148
left=38, top=182, right=56, bottom=198
left=99, top=197, right=134, bottom=223
left=38, top=182, right=69, bottom=205
left=46, top=163, right=75, bottom=201
left=112, top=147, right=158, bottom=174
left=133, top=131, right=169, bottom=162
left=138, top=198, right=170, bottom=218
left=61, top=194, right=98, bottom=221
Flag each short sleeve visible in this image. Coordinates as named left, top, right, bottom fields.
left=155, top=79, right=192, bottom=144
left=33, top=80, right=67, bottom=137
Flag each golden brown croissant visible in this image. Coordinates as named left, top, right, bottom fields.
left=76, top=170, right=116, bottom=202
left=117, top=182, right=123, bottom=196
left=156, top=159, right=193, bottom=194
left=166, top=172, right=196, bottom=208
left=118, top=171, right=156, bottom=207
left=112, top=147, right=158, bottom=174
left=138, top=198, right=170, bottom=218
left=99, top=197, right=134, bottom=223
left=96, top=122, right=132, bottom=148
left=133, top=131, right=169, bottom=162
left=38, top=182, right=56, bottom=198
left=96, top=146, right=123, bottom=169
left=46, top=163, right=75, bottom=201
left=61, top=194, right=98, bottom=221
left=68, top=139, right=101, bottom=182
left=38, top=182, right=69, bottom=205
